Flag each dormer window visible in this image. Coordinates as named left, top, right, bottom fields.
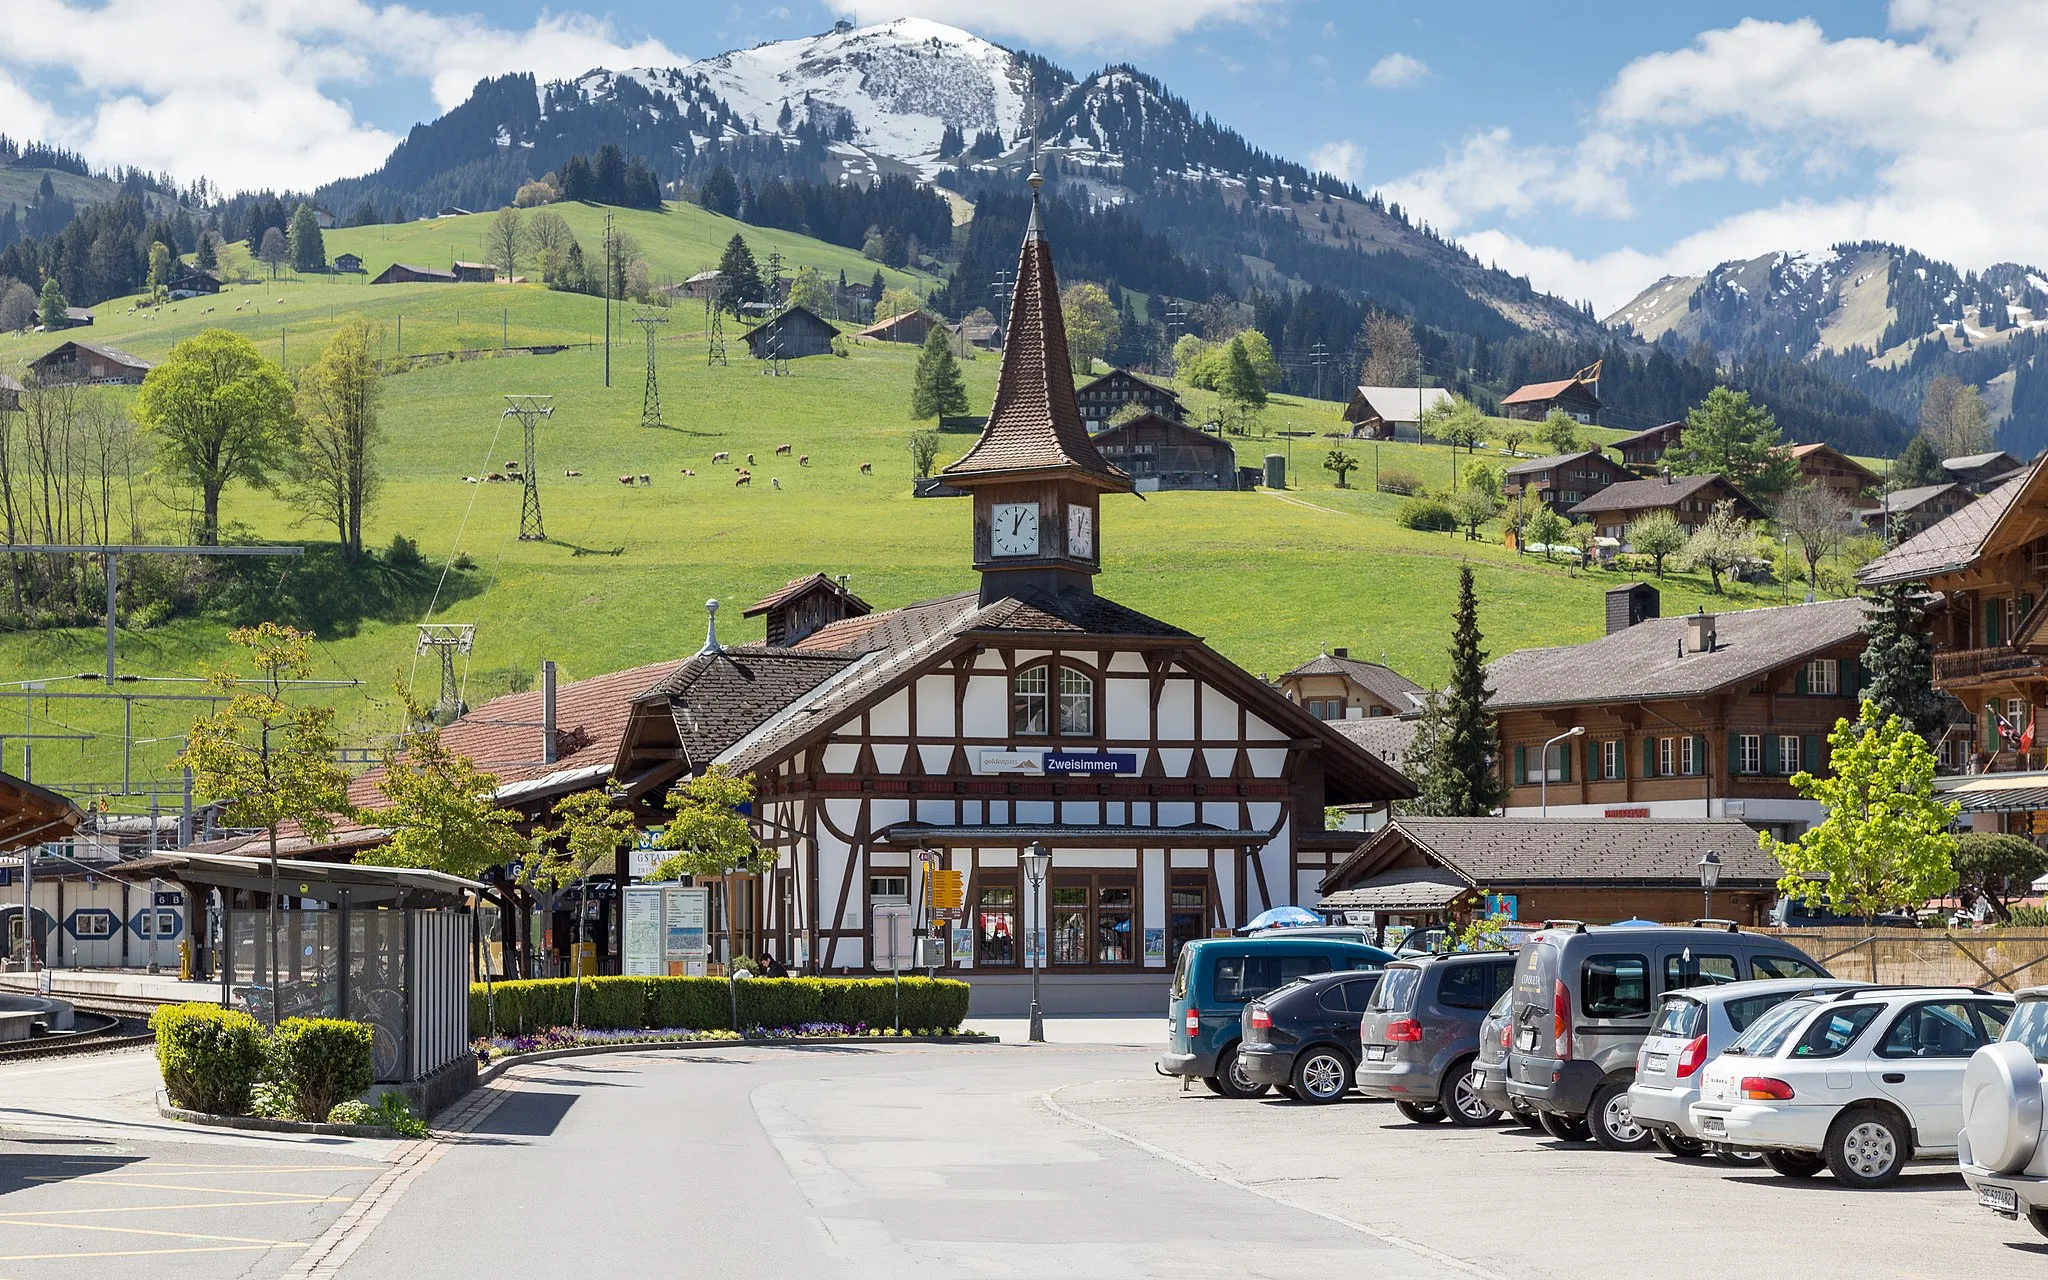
left=1013, top=664, right=1094, bottom=736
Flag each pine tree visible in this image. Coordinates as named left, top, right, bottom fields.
left=1892, top=434, right=1946, bottom=491
left=911, top=323, right=969, bottom=420
left=194, top=231, right=217, bottom=271
left=1410, top=565, right=1505, bottom=816
left=1860, top=582, right=1949, bottom=743
left=287, top=203, right=324, bottom=273
left=717, top=233, right=764, bottom=313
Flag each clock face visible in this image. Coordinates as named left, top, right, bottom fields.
left=1067, top=504, right=1094, bottom=557
left=990, top=502, right=1040, bottom=557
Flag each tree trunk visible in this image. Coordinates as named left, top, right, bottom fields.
left=200, top=486, right=222, bottom=545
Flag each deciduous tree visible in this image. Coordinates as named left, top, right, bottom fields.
left=1625, top=510, right=1686, bottom=577
left=289, top=318, right=382, bottom=558
left=1061, top=282, right=1117, bottom=375
left=531, top=788, right=638, bottom=1026
left=135, top=329, right=297, bottom=544
left=526, top=211, right=573, bottom=282
left=1324, top=448, right=1357, bottom=488
left=1359, top=313, right=1417, bottom=387
left=1536, top=410, right=1580, bottom=455
left=1449, top=486, right=1499, bottom=540
left=1920, top=373, right=1991, bottom=458
left=258, top=226, right=288, bottom=279
left=1525, top=504, right=1568, bottom=559
left=0, top=280, right=34, bottom=333
left=486, top=207, right=523, bottom=279
left=1761, top=701, right=1959, bottom=919
left=1775, top=482, right=1854, bottom=588
left=906, top=429, right=943, bottom=479
left=1220, top=333, right=1268, bottom=423
left=1953, top=833, right=2048, bottom=922
left=1681, top=498, right=1758, bottom=594
left=362, top=686, right=530, bottom=881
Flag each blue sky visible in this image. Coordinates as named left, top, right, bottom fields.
left=2, top=1, right=2040, bottom=310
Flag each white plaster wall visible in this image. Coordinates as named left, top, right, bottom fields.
left=1201, top=685, right=1236, bottom=740
left=1246, top=748, right=1287, bottom=777
left=873, top=744, right=908, bottom=772
left=963, top=676, right=1006, bottom=735
left=821, top=742, right=861, bottom=773
left=917, top=745, right=955, bottom=775
left=1105, top=677, right=1149, bottom=739
left=1157, top=681, right=1195, bottom=739
left=870, top=689, right=909, bottom=737
left=1203, top=747, right=1237, bottom=778
left=915, top=675, right=955, bottom=738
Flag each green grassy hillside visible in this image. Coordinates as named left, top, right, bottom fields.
left=0, top=206, right=1811, bottom=806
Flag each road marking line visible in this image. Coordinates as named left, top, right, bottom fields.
left=280, top=1075, right=520, bottom=1279
left=0, top=1244, right=302, bottom=1260
left=0, top=1219, right=303, bottom=1245
left=0, top=1197, right=353, bottom=1217
left=24, top=1178, right=356, bottom=1197
left=1041, top=1084, right=1509, bottom=1280
left=52, top=1164, right=375, bottom=1174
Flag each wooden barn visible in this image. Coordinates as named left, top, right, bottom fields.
left=452, top=261, right=497, bottom=283
left=742, top=306, right=840, bottom=360
left=1341, top=386, right=1452, bottom=440
left=0, top=373, right=21, bottom=413
left=29, top=340, right=152, bottom=386
left=859, top=310, right=942, bottom=345
left=1089, top=413, right=1239, bottom=491
left=370, top=263, right=458, bottom=285
left=1502, top=376, right=1602, bottom=424
left=165, top=271, right=220, bottom=299
left=1077, top=369, right=1186, bottom=432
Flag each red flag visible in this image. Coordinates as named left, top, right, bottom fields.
left=2023, top=716, right=2036, bottom=753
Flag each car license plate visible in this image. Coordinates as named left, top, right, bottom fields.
left=1517, top=1027, right=1538, bottom=1050
left=1980, top=1186, right=2020, bottom=1216
left=1365, top=1045, right=1388, bottom=1061
left=1646, top=1052, right=1669, bottom=1071
left=1700, top=1115, right=1726, bottom=1137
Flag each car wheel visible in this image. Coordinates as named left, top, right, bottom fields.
left=1589, top=1081, right=1655, bottom=1152
left=1442, top=1060, right=1501, bottom=1126
left=1290, top=1047, right=1354, bottom=1105
left=1200, top=1076, right=1226, bottom=1096
left=2028, top=1206, right=2048, bottom=1241
left=1214, top=1046, right=1271, bottom=1100
left=1717, top=1146, right=1764, bottom=1167
left=1539, top=1110, right=1592, bottom=1142
left=1512, top=1105, right=1546, bottom=1131
left=1762, top=1149, right=1827, bottom=1179
left=1396, top=1100, right=1447, bottom=1124
left=1826, top=1108, right=1909, bottom=1187
left=1650, top=1130, right=1707, bottom=1158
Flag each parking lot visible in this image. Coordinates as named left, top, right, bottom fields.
left=1057, top=1066, right=2048, bottom=1280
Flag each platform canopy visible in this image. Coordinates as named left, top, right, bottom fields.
left=135, top=850, right=485, bottom=909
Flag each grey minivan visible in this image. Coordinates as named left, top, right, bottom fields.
left=1357, top=952, right=1518, bottom=1124
left=1504, top=921, right=1827, bottom=1150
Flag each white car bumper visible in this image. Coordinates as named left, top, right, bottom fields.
left=1628, top=1080, right=1700, bottom=1137
left=1688, top=1099, right=1829, bottom=1152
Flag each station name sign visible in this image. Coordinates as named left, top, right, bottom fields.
left=978, top=750, right=1139, bottom=776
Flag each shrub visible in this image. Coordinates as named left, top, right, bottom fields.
left=152, top=1003, right=267, bottom=1115
left=470, top=975, right=970, bottom=1038
left=452, top=551, right=477, bottom=570
left=268, top=1018, right=374, bottom=1123
left=1396, top=496, right=1458, bottom=532
left=386, top=532, right=422, bottom=567
left=328, top=1099, right=375, bottom=1125
left=372, top=1092, right=429, bottom=1138
left=1376, top=468, right=1423, bottom=496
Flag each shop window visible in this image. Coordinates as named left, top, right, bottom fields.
left=1050, top=874, right=1137, bottom=965
left=1168, top=879, right=1208, bottom=963
left=976, top=881, right=1017, bottom=966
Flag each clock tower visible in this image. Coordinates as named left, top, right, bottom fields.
left=940, top=170, right=1132, bottom=607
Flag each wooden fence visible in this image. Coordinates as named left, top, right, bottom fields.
left=1759, top=928, right=2048, bottom=992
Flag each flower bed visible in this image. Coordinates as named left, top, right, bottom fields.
left=470, top=1022, right=980, bottom=1063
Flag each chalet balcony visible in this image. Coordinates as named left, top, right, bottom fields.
left=1933, top=646, right=2048, bottom=688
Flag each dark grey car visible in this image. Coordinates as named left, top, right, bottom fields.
left=1357, top=952, right=1518, bottom=1125
left=1472, top=989, right=1542, bottom=1128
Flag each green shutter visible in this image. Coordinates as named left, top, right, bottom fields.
left=1513, top=745, right=1527, bottom=785
left=1585, top=739, right=1598, bottom=781
left=1987, top=598, right=2003, bottom=648
left=1845, top=656, right=1860, bottom=696
left=1805, top=734, right=1824, bottom=774
left=1764, top=734, right=1780, bottom=774
left=1726, top=732, right=1739, bottom=775
left=1643, top=738, right=1656, bottom=777
left=1559, top=743, right=1572, bottom=783
left=1794, top=664, right=1808, bottom=695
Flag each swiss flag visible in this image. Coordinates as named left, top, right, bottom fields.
left=2023, top=716, right=2037, bottom=753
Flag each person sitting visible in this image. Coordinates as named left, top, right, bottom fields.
left=759, top=949, right=790, bottom=979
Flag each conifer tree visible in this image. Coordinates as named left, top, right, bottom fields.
left=1860, top=582, right=1949, bottom=743
left=717, top=233, right=764, bottom=313
left=911, top=323, right=969, bottom=420
left=1410, top=565, right=1504, bottom=816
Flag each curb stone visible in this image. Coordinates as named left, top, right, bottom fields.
left=475, top=1032, right=999, bottom=1084
left=154, top=1091, right=402, bottom=1139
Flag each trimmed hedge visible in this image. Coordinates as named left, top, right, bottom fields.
left=151, top=1003, right=267, bottom=1115
left=472, top=975, right=971, bottom=1038
left=268, top=1018, right=374, bottom=1123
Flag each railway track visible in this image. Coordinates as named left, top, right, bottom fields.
left=0, top=991, right=186, bottom=1062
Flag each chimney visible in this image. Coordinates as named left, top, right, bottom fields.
left=1686, top=609, right=1716, bottom=655
left=541, top=659, right=558, bottom=764
left=701, top=598, right=722, bottom=654
left=1332, top=646, right=1349, bottom=658
left=1605, top=583, right=1659, bottom=634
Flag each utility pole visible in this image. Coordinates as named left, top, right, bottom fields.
left=504, top=395, right=554, bottom=541
left=634, top=313, right=668, bottom=428
left=706, top=279, right=728, bottom=366
left=415, top=625, right=476, bottom=722
left=1310, top=340, right=1330, bottom=403
left=603, top=213, right=614, bottom=388
left=989, top=268, right=1014, bottom=346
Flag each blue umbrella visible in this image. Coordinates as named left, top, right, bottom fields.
left=1240, top=905, right=1323, bottom=933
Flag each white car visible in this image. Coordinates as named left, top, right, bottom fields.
left=1959, top=987, right=2048, bottom=1238
left=1688, top=986, right=2014, bottom=1187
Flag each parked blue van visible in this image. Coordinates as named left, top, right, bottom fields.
left=1160, top=935, right=1392, bottom=1097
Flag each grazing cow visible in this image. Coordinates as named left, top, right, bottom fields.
left=712, top=451, right=729, bottom=463
left=798, top=454, right=810, bottom=467
left=486, top=473, right=507, bottom=482
left=735, top=472, right=751, bottom=487
left=771, top=477, right=781, bottom=490
left=859, top=462, right=873, bottom=475
left=463, top=476, right=480, bottom=484
left=504, top=461, right=521, bottom=471
left=681, top=469, right=695, bottom=477
left=637, top=474, right=651, bottom=486
left=564, top=469, right=582, bottom=477
left=775, top=444, right=792, bottom=455
left=746, top=453, right=755, bottom=466
left=618, top=475, right=635, bottom=485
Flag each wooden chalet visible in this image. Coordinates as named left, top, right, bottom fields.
left=451, top=261, right=497, bottom=283
left=1946, top=450, right=2027, bottom=494
left=1276, top=649, right=1424, bottom=721
left=1487, top=596, right=1868, bottom=839
left=370, top=263, right=458, bottom=285
left=859, top=310, right=942, bottom=345
left=742, top=305, right=839, bottom=360
left=1077, top=368, right=1186, bottom=433
left=1567, top=473, right=1763, bottom=543
left=742, top=574, right=871, bottom=646
left=1087, top=412, right=1238, bottom=490
left=333, top=252, right=365, bottom=273
left=1789, top=443, right=1881, bottom=503
left=0, top=373, right=20, bottom=414
left=1318, top=817, right=1784, bottom=931
left=29, top=340, right=150, bottom=386
left=165, top=271, right=221, bottom=299
left=1503, top=448, right=1632, bottom=515
left=1859, top=481, right=1975, bottom=540
left=1341, top=386, right=1452, bottom=440
left=1501, top=376, right=1602, bottom=424
left=55, top=307, right=92, bottom=329
left=1860, top=459, right=2048, bottom=787
left=1613, top=422, right=1685, bottom=473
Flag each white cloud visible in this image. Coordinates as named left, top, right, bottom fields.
left=1365, top=52, right=1427, bottom=89
left=1308, top=140, right=1361, bottom=184
left=0, top=0, right=683, bottom=192
left=1381, top=1, right=2048, bottom=312
left=826, top=0, right=1275, bottom=48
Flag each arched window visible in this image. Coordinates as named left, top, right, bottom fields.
left=1012, top=664, right=1095, bottom=736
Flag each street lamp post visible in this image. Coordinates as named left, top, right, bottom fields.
left=1539, top=726, right=1586, bottom=816
left=1699, top=850, right=1721, bottom=920
left=1022, top=841, right=1051, bottom=1044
